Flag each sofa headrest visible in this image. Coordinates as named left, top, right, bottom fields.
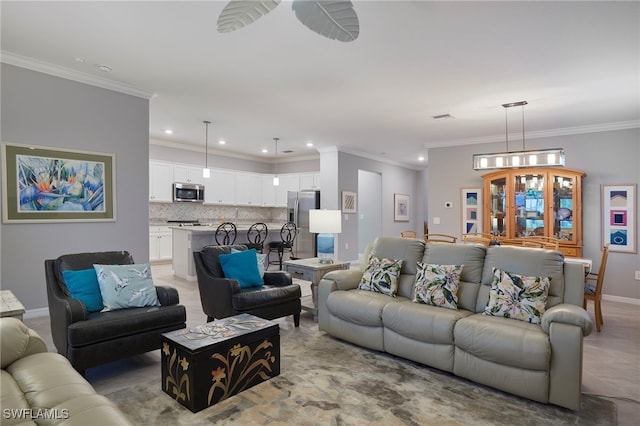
left=423, top=243, right=486, bottom=283
left=199, top=245, right=248, bottom=278
left=1, top=318, right=48, bottom=369
left=370, top=237, right=425, bottom=275
left=53, top=251, right=134, bottom=296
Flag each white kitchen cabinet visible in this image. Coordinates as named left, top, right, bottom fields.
left=149, top=161, right=174, bottom=202
left=149, top=226, right=173, bottom=261
left=275, top=174, right=301, bottom=207
left=173, top=165, right=205, bottom=185
left=300, top=173, right=321, bottom=190
left=262, top=175, right=277, bottom=206
left=235, top=172, right=263, bottom=206
left=205, top=169, right=235, bottom=204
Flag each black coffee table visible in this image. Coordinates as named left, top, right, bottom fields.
left=161, top=313, right=280, bottom=412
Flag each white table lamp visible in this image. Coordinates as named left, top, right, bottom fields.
left=309, top=209, right=342, bottom=264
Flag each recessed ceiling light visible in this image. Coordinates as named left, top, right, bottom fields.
left=261, top=148, right=268, bottom=153
left=74, top=57, right=85, bottom=63
left=218, top=140, right=226, bottom=145
left=418, top=156, right=425, bottom=161
left=306, top=142, right=313, bottom=147
left=164, top=129, right=173, bottom=135
left=97, top=64, right=112, bottom=73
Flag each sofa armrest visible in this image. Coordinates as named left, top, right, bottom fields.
left=264, top=271, right=293, bottom=287
left=320, top=269, right=363, bottom=291
left=541, top=304, right=593, bottom=336
left=1, top=318, right=48, bottom=368
left=156, top=286, right=180, bottom=306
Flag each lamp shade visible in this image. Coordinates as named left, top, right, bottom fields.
left=309, top=210, right=342, bottom=234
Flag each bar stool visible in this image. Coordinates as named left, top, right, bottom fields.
left=267, top=222, right=297, bottom=270
left=214, top=222, right=237, bottom=245
left=246, top=222, right=268, bottom=253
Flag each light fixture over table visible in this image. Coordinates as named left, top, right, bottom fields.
left=472, top=101, right=565, bottom=170
left=202, top=120, right=211, bottom=178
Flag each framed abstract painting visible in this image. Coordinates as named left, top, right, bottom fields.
left=394, top=193, right=410, bottom=222
left=2, top=142, right=116, bottom=223
left=461, top=188, right=483, bottom=235
left=601, top=184, right=636, bottom=253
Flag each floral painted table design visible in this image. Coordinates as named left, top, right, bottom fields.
left=161, top=313, right=280, bottom=412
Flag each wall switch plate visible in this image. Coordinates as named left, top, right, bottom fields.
left=433, top=217, right=441, bottom=225
left=635, top=270, right=640, bottom=280
left=444, top=201, right=453, bottom=208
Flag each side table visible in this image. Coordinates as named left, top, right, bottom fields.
left=283, top=258, right=350, bottom=322
left=0, top=290, right=26, bottom=321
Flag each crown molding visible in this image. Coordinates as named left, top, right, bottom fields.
left=335, top=146, right=425, bottom=171
left=1, top=50, right=154, bottom=99
left=426, top=120, right=640, bottom=149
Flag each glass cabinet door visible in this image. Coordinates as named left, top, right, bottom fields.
left=552, top=173, right=577, bottom=243
left=513, top=173, right=545, bottom=237
left=488, top=175, right=508, bottom=236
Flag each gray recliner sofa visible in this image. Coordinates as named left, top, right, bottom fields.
left=318, top=237, right=593, bottom=410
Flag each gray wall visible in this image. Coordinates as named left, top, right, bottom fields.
left=0, top=64, right=150, bottom=311
left=427, top=128, right=640, bottom=301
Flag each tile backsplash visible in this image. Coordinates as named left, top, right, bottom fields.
left=149, top=203, right=287, bottom=225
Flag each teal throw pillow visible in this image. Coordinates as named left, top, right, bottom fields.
left=219, top=249, right=264, bottom=288
left=61, top=268, right=104, bottom=313
left=231, top=248, right=268, bottom=277
left=94, top=263, right=160, bottom=312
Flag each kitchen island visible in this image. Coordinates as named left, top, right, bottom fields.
left=172, top=224, right=283, bottom=281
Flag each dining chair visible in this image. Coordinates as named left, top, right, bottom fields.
left=214, top=222, right=237, bottom=245
left=267, top=222, right=297, bottom=270
left=246, top=222, right=268, bottom=253
left=423, top=233, right=457, bottom=243
left=461, top=233, right=493, bottom=247
left=400, top=230, right=418, bottom=239
left=583, top=244, right=609, bottom=332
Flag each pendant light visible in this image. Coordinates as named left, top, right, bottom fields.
left=472, top=101, right=565, bottom=170
left=273, top=137, right=280, bottom=186
left=202, top=120, right=211, bottom=178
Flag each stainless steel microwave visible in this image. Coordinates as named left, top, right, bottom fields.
left=173, top=182, right=205, bottom=202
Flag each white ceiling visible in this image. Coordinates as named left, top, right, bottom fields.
left=2, top=1, right=639, bottom=167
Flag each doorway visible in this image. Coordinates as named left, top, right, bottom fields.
left=358, top=170, right=382, bottom=259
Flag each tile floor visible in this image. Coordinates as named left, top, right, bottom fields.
left=23, top=262, right=640, bottom=425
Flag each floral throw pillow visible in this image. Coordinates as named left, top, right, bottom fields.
left=483, top=267, right=551, bottom=324
left=412, top=263, right=463, bottom=310
left=357, top=255, right=404, bottom=297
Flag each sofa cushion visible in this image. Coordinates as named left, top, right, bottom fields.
left=62, top=268, right=104, bottom=313
left=232, top=284, right=301, bottom=311
left=382, top=300, right=472, bottom=345
left=55, top=251, right=134, bottom=296
left=200, top=245, right=249, bottom=278
left=412, top=263, right=463, bottom=310
left=358, top=255, right=404, bottom=297
left=220, top=249, right=264, bottom=288
left=67, top=305, right=186, bottom=347
left=422, top=243, right=486, bottom=312
left=454, top=314, right=550, bottom=371
left=94, top=263, right=160, bottom=311
left=480, top=246, right=564, bottom=310
left=327, top=290, right=401, bottom=327
left=370, top=237, right=425, bottom=275
left=483, top=268, right=551, bottom=324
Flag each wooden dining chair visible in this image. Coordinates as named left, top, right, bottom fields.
left=423, top=233, right=457, bottom=243
left=462, top=233, right=493, bottom=247
left=400, top=230, right=418, bottom=239
left=583, top=244, right=609, bottom=332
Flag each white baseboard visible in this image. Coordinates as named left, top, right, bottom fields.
left=602, top=294, right=640, bottom=305
left=23, top=307, right=49, bottom=319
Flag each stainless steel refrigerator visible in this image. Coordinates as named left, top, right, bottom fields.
left=287, top=190, right=320, bottom=259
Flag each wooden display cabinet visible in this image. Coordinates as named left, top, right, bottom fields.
left=482, top=167, right=585, bottom=257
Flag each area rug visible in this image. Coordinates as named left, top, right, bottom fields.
left=106, top=326, right=616, bottom=425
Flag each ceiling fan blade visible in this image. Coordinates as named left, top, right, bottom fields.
left=217, top=0, right=281, bottom=33
left=292, top=0, right=359, bottom=42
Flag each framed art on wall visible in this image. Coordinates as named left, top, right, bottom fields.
left=461, top=188, right=483, bottom=234
left=342, top=191, right=357, bottom=214
left=601, top=184, right=636, bottom=253
left=394, top=193, right=410, bottom=222
left=2, top=142, right=116, bottom=223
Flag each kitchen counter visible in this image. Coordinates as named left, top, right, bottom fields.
left=172, top=223, right=285, bottom=281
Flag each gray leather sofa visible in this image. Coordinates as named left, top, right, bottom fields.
left=318, top=237, right=593, bottom=410
left=0, top=317, right=132, bottom=425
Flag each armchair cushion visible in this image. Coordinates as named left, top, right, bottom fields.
left=220, top=249, right=264, bottom=288
left=62, top=268, right=104, bottom=312
left=94, top=263, right=160, bottom=311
